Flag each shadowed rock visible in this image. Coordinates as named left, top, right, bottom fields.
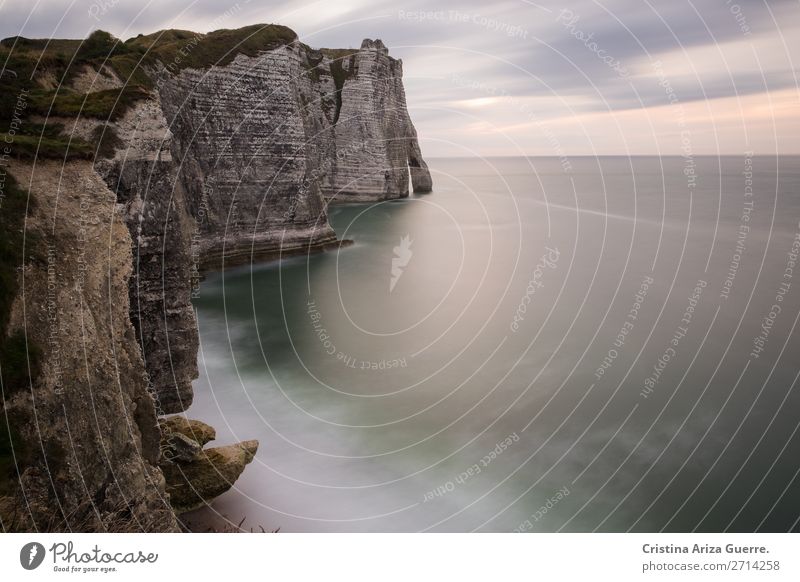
left=162, top=432, right=203, bottom=463
left=160, top=416, right=216, bottom=447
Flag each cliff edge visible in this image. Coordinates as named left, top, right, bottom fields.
left=0, top=25, right=431, bottom=531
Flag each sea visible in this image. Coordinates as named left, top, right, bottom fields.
left=185, top=155, right=800, bottom=532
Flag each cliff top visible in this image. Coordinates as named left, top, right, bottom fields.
left=1, top=24, right=299, bottom=78
left=1, top=26, right=398, bottom=77
left=125, top=23, right=298, bottom=72
left=0, top=25, right=401, bottom=162
left=0, top=25, right=298, bottom=158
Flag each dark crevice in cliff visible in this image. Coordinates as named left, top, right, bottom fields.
left=328, top=54, right=356, bottom=124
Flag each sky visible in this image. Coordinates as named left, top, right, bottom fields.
left=1, top=0, right=798, bottom=157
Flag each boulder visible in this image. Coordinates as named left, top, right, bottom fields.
left=160, top=416, right=216, bottom=446
left=162, top=440, right=259, bottom=514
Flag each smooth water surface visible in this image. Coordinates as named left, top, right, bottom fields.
left=188, top=156, right=800, bottom=532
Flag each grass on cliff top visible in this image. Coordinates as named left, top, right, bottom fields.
left=0, top=30, right=132, bottom=85
left=2, top=25, right=299, bottom=89
left=0, top=31, right=147, bottom=132
left=28, top=85, right=151, bottom=121
left=0, top=123, right=95, bottom=161
left=0, top=30, right=150, bottom=159
left=4, top=24, right=299, bottom=73
left=0, top=25, right=299, bottom=146
left=125, top=23, right=297, bottom=72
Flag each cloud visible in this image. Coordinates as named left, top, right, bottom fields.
left=1, top=0, right=797, bottom=155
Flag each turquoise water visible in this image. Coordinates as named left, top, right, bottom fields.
left=189, top=156, right=800, bottom=532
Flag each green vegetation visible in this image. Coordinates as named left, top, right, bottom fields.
left=28, top=85, right=150, bottom=121
left=74, top=29, right=125, bottom=62
left=1, top=123, right=94, bottom=161
left=0, top=172, right=35, bottom=336
left=125, top=24, right=297, bottom=72
left=105, top=53, right=154, bottom=88
left=1, top=29, right=151, bottom=135
left=0, top=30, right=129, bottom=88
left=0, top=24, right=300, bottom=155
left=1, top=132, right=94, bottom=160
left=0, top=173, right=41, bottom=494
left=0, top=30, right=148, bottom=159
left=0, top=36, right=82, bottom=56
left=0, top=171, right=41, bottom=396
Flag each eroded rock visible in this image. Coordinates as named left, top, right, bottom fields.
left=160, top=416, right=216, bottom=447
left=162, top=432, right=203, bottom=464
left=162, top=440, right=259, bottom=514
left=2, top=161, right=177, bottom=532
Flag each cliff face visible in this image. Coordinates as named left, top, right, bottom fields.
left=156, top=43, right=339, bottom=271
left=326, top=39, right=432, bottom=201
left=156, top=36, right=432, bottom=268
left=0, top=25, right=430, bottom=531
left=95, top=97, right=199, bottom=415
left=116, top=31, right=432, bottom=403
left=1, top=161, right=177, bottom=532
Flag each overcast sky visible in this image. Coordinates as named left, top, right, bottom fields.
left=2, top=0, right=798, bottom=156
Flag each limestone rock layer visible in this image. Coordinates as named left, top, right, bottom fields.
left=156, top=36, right=432, bottom=268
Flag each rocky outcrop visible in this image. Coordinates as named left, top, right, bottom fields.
left=163, top=441, right=258, bottom=514
left=34, top=93, right=201, bottom=416
left=160, top=416, right=216, bottom=447
left=1, top=161, right=177, bottom=532
left=325, top=39, right=432, bottom=201
left=158, top=419, right=258, bottom=514
left=96, top=98, right=199, bottom=415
